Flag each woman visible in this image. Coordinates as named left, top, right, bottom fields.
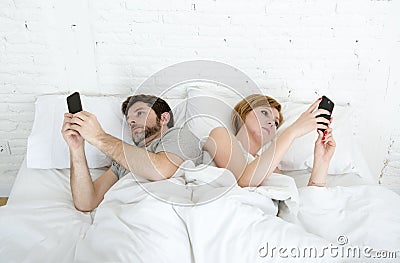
left=203, top=94, right=334, bottom=187
left=199, top=94, right=400, bottom=259
left=182, top=94, right=345, bottom=262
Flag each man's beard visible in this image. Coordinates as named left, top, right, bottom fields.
left=131, top=120, right=162, bottom=146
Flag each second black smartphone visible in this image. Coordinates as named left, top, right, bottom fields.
left=67, top=92, right=82, bottom=114
left=317, top=95, right=334, bottom=132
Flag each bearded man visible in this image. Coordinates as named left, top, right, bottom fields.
left=62, top=94, right=201, bottom=212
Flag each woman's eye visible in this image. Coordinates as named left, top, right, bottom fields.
left=261, top=110, right=268, bottom=116
left=275, top=121, right=279, bottom=127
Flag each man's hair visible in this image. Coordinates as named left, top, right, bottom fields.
left=121, top=94, right=174, bottom=128
left=231, top=94, right=283, bottom=135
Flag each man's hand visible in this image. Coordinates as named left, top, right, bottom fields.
left=70, top=111, right=106, bottom=146
left=62, top=113, right=84, bottom=150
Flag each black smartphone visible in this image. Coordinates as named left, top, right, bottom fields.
left=67, top=92, right=82, bottom=114
left=317, top=95, right=334, bottom=132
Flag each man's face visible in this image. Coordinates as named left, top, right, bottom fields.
left=126, top=101, right=162, bottom=147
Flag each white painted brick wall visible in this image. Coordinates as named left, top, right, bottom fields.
left=0, top=0, right=399, bottom=195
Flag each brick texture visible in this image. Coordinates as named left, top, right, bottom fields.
left=0, top=0, right=399, bottom=195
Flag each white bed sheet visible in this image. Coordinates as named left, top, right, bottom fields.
left=176, top=164, right=400, bottom=263
left=3, top=149, right=399, bottom=263
left=2, top=158, right=195, bottom=263
left=7, top=157, right=106, bottom=206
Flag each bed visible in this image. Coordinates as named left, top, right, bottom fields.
left=1, top=79, right=399, bottom=262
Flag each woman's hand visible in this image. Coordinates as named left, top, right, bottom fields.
left=307, top=125, right=336, bottom=187
left=286, top=98, right=332, bottom=139
left=314, top=125, right=336, bottom=163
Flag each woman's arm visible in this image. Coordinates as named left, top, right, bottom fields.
left=238, top=128, right=297, bottom=187
left=204, top=99, right=331, bottom=187
left=203, top=127, right=249, bottom=182
left=204, top=127, right=298, bottom=187
left=308, top=127, right=336, bottom=187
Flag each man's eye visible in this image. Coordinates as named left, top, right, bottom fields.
left=261, top=110, right=268, bottom=116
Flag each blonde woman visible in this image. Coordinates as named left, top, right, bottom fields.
left=183, top=94, right=341, bottom=262
left=199, top=94, right=399, bottom=258
left=203, top=94, right=334, bottom=187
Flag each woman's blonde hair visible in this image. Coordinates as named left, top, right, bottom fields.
left=232, top=94, right=283, bottom=135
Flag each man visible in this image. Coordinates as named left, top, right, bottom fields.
left=61, top=94, right=202, bottom=212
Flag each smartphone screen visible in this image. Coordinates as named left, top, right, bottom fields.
left=67, top=92, right=82, bottom=114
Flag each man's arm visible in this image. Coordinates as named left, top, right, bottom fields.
left=62, top=112, right=118, bottom=212
left=70, top=111, right=184, bottom=181
left=93, top=133, right=183, bottom=181
left=70, top=148, right=118, bottom=212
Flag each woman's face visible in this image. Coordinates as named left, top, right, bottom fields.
left=244, top=106, right=280, bottom=145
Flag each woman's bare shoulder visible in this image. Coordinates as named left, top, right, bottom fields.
left=204, top=126, right=234, bottom=151
left=209, top=126, right=232, bottom=138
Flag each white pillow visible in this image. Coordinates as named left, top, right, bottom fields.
left=27, top=95, right=186, bottom=169
left=305, top=105, right=356, bottom=174
left=186, top=84, right=246, bottom=140
left=165, top=98, right=187, bottom=128
left=276, top=101, right=356, bottom=174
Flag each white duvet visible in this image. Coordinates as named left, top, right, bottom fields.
left=182, top=164, right=400, bottom=262
left=1, top=162, right=399, bottom=262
